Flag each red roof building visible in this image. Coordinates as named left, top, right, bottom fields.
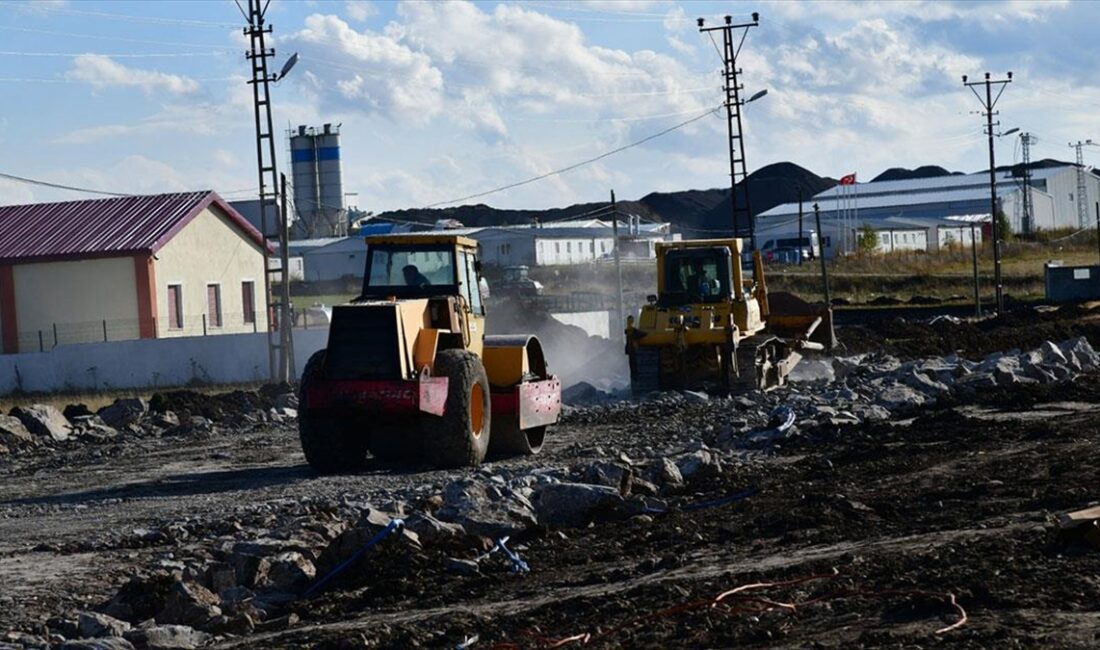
left=0, top=191, right=271, bottom=353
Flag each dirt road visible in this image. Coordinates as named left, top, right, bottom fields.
left=2, top=306, right=1100, bottom=648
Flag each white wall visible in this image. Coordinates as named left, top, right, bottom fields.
left=549, top=310, right=611, bottom=339
left=0, top=328, right=329, bottom=395
left=12, top=256, right=140, bottom=352
left=155, top=206, right=269, bottom=338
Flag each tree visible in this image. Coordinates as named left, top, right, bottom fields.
left=857, top=224, right=879, bottom=255
left=995, top=207, right=1013, bottom=242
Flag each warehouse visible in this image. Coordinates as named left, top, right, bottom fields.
left=0, top=191, right=269, bottom=353
left=755, top=166, right=1082, bottom=257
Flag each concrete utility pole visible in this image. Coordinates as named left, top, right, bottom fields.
left=242, top=0, right=296, bottom=383
left=963, top=71, right=1012, bottom=314
left=970, top=220, right=981, bottom=318
left=699, top=12, right=759, bottom=249
left=813, top=203, right=830, bottom=306
left=797, top=185, right=804, bottom=266
left=611, top=190, right=625, bottom=344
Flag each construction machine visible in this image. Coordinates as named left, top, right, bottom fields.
left=624, top=238, right=834, bottom=394
left=297, top=234, right=561, bottom=472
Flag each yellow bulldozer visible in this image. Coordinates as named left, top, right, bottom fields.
left=297, top=234, right=561, bottom=472
left=625, top=238, right=834, bottom=394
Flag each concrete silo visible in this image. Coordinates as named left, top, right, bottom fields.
left=289, top=123, right=346, bottom=238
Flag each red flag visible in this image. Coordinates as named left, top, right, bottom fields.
left=839, top=173, right=857, bottom=185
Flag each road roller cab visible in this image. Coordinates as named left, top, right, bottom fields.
left=298, top=234, right=561, bottom=472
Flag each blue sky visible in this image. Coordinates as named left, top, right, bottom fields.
left=1, top=0, right=1098, bottom=212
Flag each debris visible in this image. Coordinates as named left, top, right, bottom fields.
left=77, top=612, right=132, bottom=638
left=10, top=404, right=72, bottom=441
left=97, top=398, right=148, bottom=429
left=156, top=581, right=222, bottom=628
left=534, top=482, right=624, bottom=528
left=124, top=624, right=211, bottom=650
left=444, top=557, right=481, bottom=575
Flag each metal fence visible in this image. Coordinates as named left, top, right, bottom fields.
left=13, top=311, right=273, bottom=354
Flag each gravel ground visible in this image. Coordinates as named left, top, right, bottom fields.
left=1, top=305, right=1098, bottom=648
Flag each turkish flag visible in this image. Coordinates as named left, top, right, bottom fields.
left=839, top=173, right=857, bottom=185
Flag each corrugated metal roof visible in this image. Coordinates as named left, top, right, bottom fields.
left=0, top=190, right=266, bottom=263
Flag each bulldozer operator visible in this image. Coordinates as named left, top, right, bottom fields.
left=686, top=259, right=720, bottom=300
left=402, top=264, right=431, bottom=288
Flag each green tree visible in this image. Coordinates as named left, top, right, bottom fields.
left=857, top=224, right=879, bottom=255
left=995, top=208, right=1013, bottom=242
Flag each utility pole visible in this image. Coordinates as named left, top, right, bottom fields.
left=1069, top=140, right=1096, bottom=228
left=797, top=185, right=804, bottom=266
left=963, top=71, right=1012, bottom=314
left=813, top=203, right=830, bottom=306
left=611, top=190, right=625, bottom=344
left=970, top=220, right=981, bottom=317
left=243, top=0, right=294, bottom=383
left=1019, top=132, right=1036, bottom=234
left=699, top=12, right=759, bottom=249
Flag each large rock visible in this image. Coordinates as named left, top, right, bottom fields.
left=157, top=581, right=222, bottom=628
left=435, top=479, right=538, bottom=538
left=403, top=511, right=466, bottom=542
left=77, top=612, right=131, bottom=638
left=1060, top=336, right=1100, bottom=371
left=10, top=404, right=71, bottom=441
left=124, top=625, right=210, bottom=650
left=61, top=639, right=135, bottom=650
left=874, top=384, right=927, bottom=410
left=674, top=448, right=721, bottom=481
left=0, top=414, right=35, bottom=448
left=98, top=398, right=148, bottom=429
left=255, top=552, right=315, bottom=594
left=534, top=482, right=624, bottom=528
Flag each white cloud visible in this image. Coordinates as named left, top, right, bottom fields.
left=344, top=0, right=375, bottom=22
left=66, top=55, right=199, bottom=96
left=289, top=14, right=443, bottom=121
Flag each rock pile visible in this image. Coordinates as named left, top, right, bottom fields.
left=0, top=388, right=298, bottom=457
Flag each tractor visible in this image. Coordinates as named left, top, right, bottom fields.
left=625, top=238, right=834, bottom=394
left=297, top=234, right=561, bottom=472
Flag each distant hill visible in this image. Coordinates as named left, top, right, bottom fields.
left=870, top=165, right=959, bottom=182
left=685, top=162, right=835, bottom=237
left=371, top=162, right=833, bottom=236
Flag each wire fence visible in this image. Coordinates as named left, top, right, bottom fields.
left=11, top=310, right=321, bottom=354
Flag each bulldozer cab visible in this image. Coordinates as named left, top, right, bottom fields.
left=659, top=247, right=734, bottom=307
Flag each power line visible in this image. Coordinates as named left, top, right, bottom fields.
left=0, top=171, right=132, bottom=197
left=0, top=3, right=240, bottom=28
left=0, top=25, right=242, bottom=51
left=0, top=50, right=227, bottom=58
left=421, top=104, right=722, bottom=209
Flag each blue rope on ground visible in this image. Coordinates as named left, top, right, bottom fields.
left=473, top=535, right=530, bottom=573
left=303, top=518, right=405, bottom=597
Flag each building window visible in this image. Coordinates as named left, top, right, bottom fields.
left=600, top=242, right=607, bottom=253
left=167, top=284, right=183, bottom=330
left=590, top=241, right=595, bottom=253
left=207, top=284, right=222, bottom=328
left=555, top=242, right=560, bottom=254
left=567, top=242, right=572, bottom=253
left=242, top=281, right=256, bottom=324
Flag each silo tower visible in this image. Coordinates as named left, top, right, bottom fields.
left=289, top=123, right=346, bottom=238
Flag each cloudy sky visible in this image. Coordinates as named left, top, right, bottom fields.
left=1, top=0, right=1098, bottom=211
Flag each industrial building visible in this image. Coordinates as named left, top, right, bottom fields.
left=289, top=237, right=368, bottom=283
left=0, top=191, right=269, bottom=353
left=476, top=218, right=676, bottom=267
left=756, top=163, right=1093, bottom=257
